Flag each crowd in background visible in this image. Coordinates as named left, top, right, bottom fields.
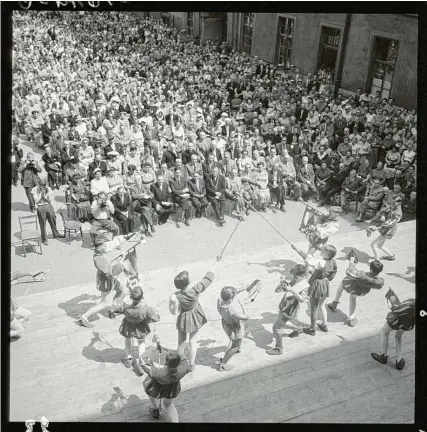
left=12, top=11, right=417, bottom=246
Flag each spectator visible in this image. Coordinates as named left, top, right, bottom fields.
left=18, top=152, right=42, bottom=213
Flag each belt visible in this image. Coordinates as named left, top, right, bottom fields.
left=94, top=218, right=109, bottom=221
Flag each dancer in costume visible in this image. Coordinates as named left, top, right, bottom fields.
left=216, top=285, right=252, bottom=371
left=79, top=233, right=142, bottom=328
left=266, top=264, right=310, bottom=355
left=291, top=243, right=337, bottom=336
left=109, top=285, right=160, bottom=370
left=327, top=255, right=384, bottom=327
left=366, top=195, right=403, bottom=262
left=301, top=205, right=342, bottom=256
left=371, top=291, right=415, bottom=370
left=139, top=350, right=192, bottom=422
left=170, top=255, right=222, bottom=371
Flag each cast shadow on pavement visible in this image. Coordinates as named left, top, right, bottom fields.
left=336, top=247, right=372, bottom=264
left=82, top=333, right=124, bottom=364
left=386, top=265, right=415, bottom=285
left=246, top=259, right=298, bottom=276
left=57, top=293, right=100, bottom=320
left=195, top=338, right=230, bottom=370
left=11, top=201, right=30, bottom=212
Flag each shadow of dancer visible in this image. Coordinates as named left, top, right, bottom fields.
left=57, top=293, right=100, bottom=320
left=82, top=333, right=124, bottom=364
left=246, top=259, right=298, bottom=276
left=386, top=266, right=415, bottom=285
left=191, top=338, right=230, bottom=370
left=336, top=247, right=371, bottom=264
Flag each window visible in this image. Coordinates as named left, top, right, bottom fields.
left=317, top=26, right=341, bottom=84
left=276, top=16, right=294, bottom=67
left=187, top=12, right=194, bottom=35
left=369, top=37, right=399, bottom=99
left=242, top=13, right=255, bottom=54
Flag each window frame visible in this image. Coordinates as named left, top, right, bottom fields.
left=241, top=12, right=255, bottom=55
left=316, top=22, right=344, bottom=84
left=275, top=14, right=296, bottom=67
left=187, top=12, right=194, bottom=35
left=366, top=31, right=402, bottom=99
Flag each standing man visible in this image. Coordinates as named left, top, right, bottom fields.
left=18, top=152, right=42, bottom=213
left=206, top=166, right=227, bottom=227
left=268, top=162, right=286, bottom=212
left=31, top=178, right=64, bottom=245
left=170, top=167, right=192, bottom=227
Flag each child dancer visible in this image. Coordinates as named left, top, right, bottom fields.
left=371, top=295, right=415, bottom=370
left=173, top=255, right=222, bottom=372
left=367, top=195, right=403, bottom=261
left=291, top=243, right=337, bottom=336
left=139, top=350, right=192, bottom=422
left=110, top=285, right=160, bottom=369
left=266, top=264, right=310, bottom=355
left=216, top=285, right=251, bottom=371
left=327, top=257, right=384, bottom=327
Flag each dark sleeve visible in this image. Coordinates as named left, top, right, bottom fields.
left=191, top=271, right=215, bottom=295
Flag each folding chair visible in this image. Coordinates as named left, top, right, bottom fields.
left=18, top=215, right=42, bottom=257
left=58, top=203, right=83, bottom=245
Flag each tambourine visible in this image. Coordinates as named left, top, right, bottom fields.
left=275, top=277, right=289, bottom=293
left=385, top=287, right=401, bottom=310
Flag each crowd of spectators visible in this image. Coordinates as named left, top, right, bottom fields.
left=11, top=11, right=417, bottom=246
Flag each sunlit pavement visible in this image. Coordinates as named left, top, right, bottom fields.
left=10, top=161, right=415, bottom=423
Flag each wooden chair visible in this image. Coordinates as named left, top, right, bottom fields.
left=18, top=215, right=42, bottom=257
left=58, top=203, right=83, bottom=245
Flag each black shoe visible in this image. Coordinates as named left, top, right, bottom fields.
left=30, top=208, right=35, bottom=213
left=245, top=209, right=250, bottom=216
left=303, top=328, right=316, bottom=336
left=396, top=358, right=405, bottom=370
left=42, top=240, right=48, bottom=246
left=184, top=219, right=190, bottom=227
left=280, top=205, right=285, bottom=213
left=317, top=323, right=328, bottom=332
left=149, top=407, right=160, bottom=420
left=371, top=353, right=388, bottom=364
left=145, top=229, right=152, bottom=237
left=150, top=225, right=156, bottom=233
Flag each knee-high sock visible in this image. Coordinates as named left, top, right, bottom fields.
left=348, top=295, right=357, bottom=320
left=380, top=322, right=392, bottom=356
left=395, top=330, right=404, bottom=361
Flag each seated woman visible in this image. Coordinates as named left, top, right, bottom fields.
left=315, top=161, right=332, bottom=201
left=254, top=161, right=271, bottom=212
left=341, top=150, right=354, bottom=172
left=312, top=145, right=330, bottom=172
left=106, top=167, right=124, bottom=196
left=384, top=145, right=401, bottom=188
left=241, top=162, right=259, bottom=214
left=90, top=168, right=110, bottom=199
left=225, top=168, right=246, bottom=221
left=124, top=164, right=142, bottom=190
left=69, top=173, right=92, bottom=222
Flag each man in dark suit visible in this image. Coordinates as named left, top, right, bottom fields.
left=110, top=186, right=133, bottom=234
left=318, top=163, right=348, bottom=206
left=169, top=167, right=191, bottom=226
left=185, top=154, right=203, bottom=178
left=224, top=141, right=241, bottom=160
left=88, top=153, right=108, bottom=180
left=60, top=142, right=78, bottom=183
left=49, top=108, right=63, bottom=130
left=298, top=156, right=317, bottom=201
left=182, top=142, right=199, bottom=165
left=206, top=166, right=227, bottom=226
left=221, top=119, right=235, bottom=138
left=103, top=141, right=125, bottom=157
left=339, top=168, right=365, bottom=213
left=268, top=163, right=286, bottom=212
left=202, top=152, right=221, bottom=179
left=151, top=174, right=174, bottom=224
left=161, top=143, right=178, bottom=169
left=18, top=152, right=42, bottom=213
left=188, top=171, right=208, bottom=218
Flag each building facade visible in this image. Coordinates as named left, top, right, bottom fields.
left=150, top=12, right=417, bottom=109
